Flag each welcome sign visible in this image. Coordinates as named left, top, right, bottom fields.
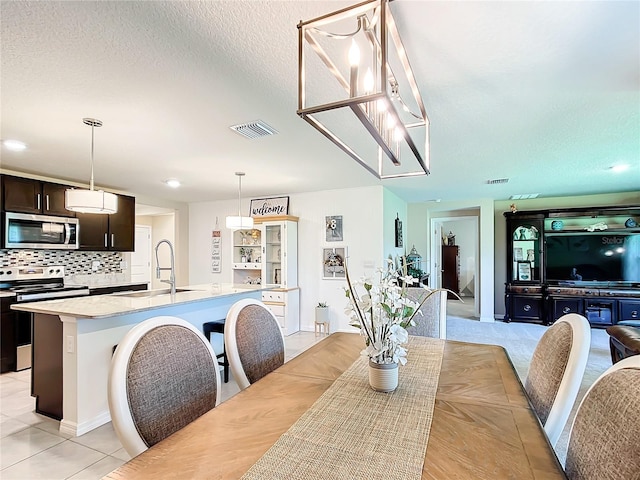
left=250, top=196, right=289, bottom=217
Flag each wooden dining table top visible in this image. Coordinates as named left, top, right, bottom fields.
left=104, top=332, right=565, bottom=480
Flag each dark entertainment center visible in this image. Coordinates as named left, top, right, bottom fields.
left=503, top=205, right=640, bottom=327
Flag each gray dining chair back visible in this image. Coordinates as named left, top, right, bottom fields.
left=108, top=316, right=221, bottom=457
left=405, top=288, right=448, bottom=339
left=564, top=355, right=640, bottom=479
left=524, top=313, right=590, bottom=447
left=225, top=298, right=285, bottom=390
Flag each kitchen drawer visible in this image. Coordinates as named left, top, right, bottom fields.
left=262, top=291, right=284, bottom=302
left=266, top=304, right=285, bottom=316
left=232, top=263, right=261, bottom=270
left=619, top=300, right=640, bottom=322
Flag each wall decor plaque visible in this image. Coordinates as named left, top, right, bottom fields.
left=250, top=196, right=289, bottom=217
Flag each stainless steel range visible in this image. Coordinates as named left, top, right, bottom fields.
left=0, top=266, right=89, bottom=372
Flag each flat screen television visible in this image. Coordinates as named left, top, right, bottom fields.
left=545, top=232, right=640, bottom=285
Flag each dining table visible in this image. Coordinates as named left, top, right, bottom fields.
left=104, top=332, right=565, bottom=479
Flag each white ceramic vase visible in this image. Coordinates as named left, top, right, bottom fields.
left=368, top=360, right=398, bottom=392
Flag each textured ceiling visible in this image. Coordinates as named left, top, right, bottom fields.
left=1, top=0, right=638, bottom=206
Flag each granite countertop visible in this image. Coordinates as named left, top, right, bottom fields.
left=10, top=284, right=267, bottom=318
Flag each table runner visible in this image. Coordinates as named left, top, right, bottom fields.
left=241, top=336, right=445, bottom=480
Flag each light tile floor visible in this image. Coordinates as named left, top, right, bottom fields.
left=0, top=331, right=326, bottom=480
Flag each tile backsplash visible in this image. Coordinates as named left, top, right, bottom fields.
left=0, top=249, right=124, bottom=276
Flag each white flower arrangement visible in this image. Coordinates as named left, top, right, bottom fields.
left=344, top=259, right=440, bottom=365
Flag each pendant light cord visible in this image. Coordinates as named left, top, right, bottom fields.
left=238, top=174, right=242, bottom=217
left=89, top=124, right=95, bottom=191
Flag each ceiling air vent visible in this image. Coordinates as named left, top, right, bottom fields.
left=510, top=193, right=540, bottom=200
left=486, top=178, right=509, bottom=185
left=230, top=120, right=278, bottom=139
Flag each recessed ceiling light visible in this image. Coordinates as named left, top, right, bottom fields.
left=164, top=179, right=181, bottom=188
left=3, top=139, right=27, bottom=151
left=610, top=164, right=630, bottom=173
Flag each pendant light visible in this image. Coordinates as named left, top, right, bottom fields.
left=225, top=172, right=253, bottom=230
left=65, top=118, right=118, bottom=214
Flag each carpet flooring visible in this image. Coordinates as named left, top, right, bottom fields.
left=445, top=299, right=612, bottom=465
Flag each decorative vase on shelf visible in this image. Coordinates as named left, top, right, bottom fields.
left=551, top=220, right=564, bottom=231
left=368, top=360, right=398, bottom=393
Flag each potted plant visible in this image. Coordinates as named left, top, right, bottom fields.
left=315, top=302, right=330, bottom=332
left=344, top=259, right=451, bottom=392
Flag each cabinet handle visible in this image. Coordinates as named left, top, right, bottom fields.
left=36, top=193, right=41, bottom=210
left=46, top=195, right=50, bottom=211
left=523, top=288, right=529, bottom=293
left=632, top=311, right=638, bottom=318
left=104, top=233, right=108, bottom=248
left=111, top=234, right=115, bottom=248
left=562, top=306, right=571, bottom=314
left=523, top=304, right=531, bottom=312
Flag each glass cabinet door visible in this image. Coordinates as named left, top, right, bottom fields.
left=509, top=218, right=543, bottom=283
left=263, top=224, right=282, bottom=286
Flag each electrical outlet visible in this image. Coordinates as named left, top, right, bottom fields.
left=120, top=260, right=128, bottom=269
left=91, top=261, right=101, bottom=271
left=66, top=335, right=75, bottom=353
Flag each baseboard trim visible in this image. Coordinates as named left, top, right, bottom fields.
left=60, top=411, right=111, bottom=437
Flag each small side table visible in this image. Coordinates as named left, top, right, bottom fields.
left=315, top=320, right=329, bottom=335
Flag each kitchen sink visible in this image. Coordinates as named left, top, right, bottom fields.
left=115, top=288, right=193, bottom=298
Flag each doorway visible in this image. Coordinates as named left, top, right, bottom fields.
left=430, top=215, right=479, bottom=319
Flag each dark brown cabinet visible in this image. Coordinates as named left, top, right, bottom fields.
left=503, top=212, right=545, bottom=323
left=1, top=298, right=16, bottom=373
left=505, top=205, right=640, bottom=326
left=441, top=245, right=459, bottom=299
left=77, top=194, right=135, bottom=251
left=1, top=175, right=74, bottom=217
left=32, top=313, right=63, bottom=419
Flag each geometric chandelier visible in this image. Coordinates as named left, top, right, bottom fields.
left=297, top=0, right=429, bottom=179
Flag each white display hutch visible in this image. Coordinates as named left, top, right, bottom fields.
left=230, top=215, right=300, bottom=335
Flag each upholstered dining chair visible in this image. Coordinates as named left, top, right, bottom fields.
left=224, top=298, right=285, bottom=390
left=108, top=316, right=221, bottom=457
left=405, top=288, right=448, bottom=339
left=564, top=355, right=640, bottom=479
left=524, top=313, right=590, bottom=447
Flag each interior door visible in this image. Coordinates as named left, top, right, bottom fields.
left=130, top=225, right=152, bottom=285
left=431, top=221, right=444, bottom=289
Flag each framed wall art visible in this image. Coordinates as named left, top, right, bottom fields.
left=517, top=261, right=532, bottom=281
left=395, top=214, right=403, bottom=248
left=211, top=229, right=221, bottom=273
left=325, top=215, right=343, bottom=242
left=323, top=247, right=347, bottom=279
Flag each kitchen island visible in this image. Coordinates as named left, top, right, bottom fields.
left=11, top=284, right=267, bottom=436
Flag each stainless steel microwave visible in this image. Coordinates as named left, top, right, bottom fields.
left=4, top=212, right=79, bottom=249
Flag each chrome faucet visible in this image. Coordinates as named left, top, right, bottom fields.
left=155, top=239, right=176, bottom=295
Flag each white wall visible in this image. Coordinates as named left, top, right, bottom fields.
left=383, top=189, right=408, bottom=265
left=189, top=186, right=386, bottom=332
